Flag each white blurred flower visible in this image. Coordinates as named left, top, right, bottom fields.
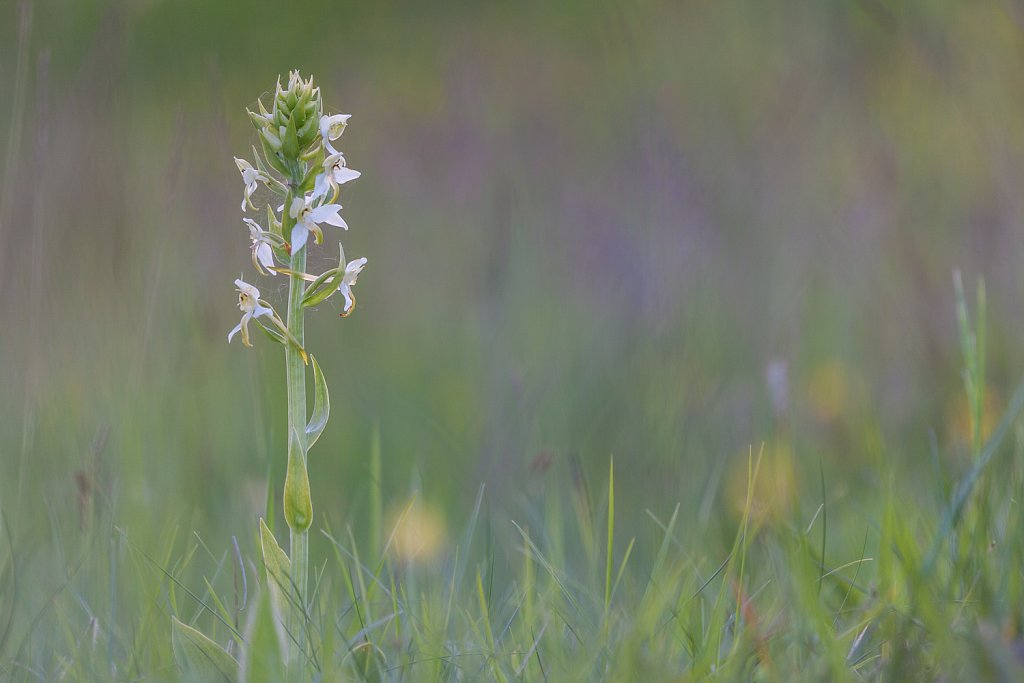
left=234, top=158, right=267, bottom=212
left=312, top=152, right=361, bottom=201
left=289, top=195, right=347, bottom=253
left=319, top=114, right=350, bottom=155
left=335, top=243, right=367, bottom=316
left=228, top=279, right=274, bottom=347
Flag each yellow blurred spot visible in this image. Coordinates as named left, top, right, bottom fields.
left=947, top=389, right=1001, bottom=455
left=805, top=360, right=850, bottom=423
left=386, top=499, right=446, bottom=564
left=727, top=441, right=798, bottom=524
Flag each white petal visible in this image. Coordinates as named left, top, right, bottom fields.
left=243, top=218, right=262, bottom=237
left=311, top=204, right=348, bottom=229
left=339, top=284, right=354, bottom=312
left=243, top=168, right=261, bottom=186
left=323, top=152, right=346, bottom=168
left=236, top=279, right=260, bottom=299
left=289, top=197, right=305, bottom=219
left=309, top=204, right=339, bottom=221
left=291, top=224, right=309, bottom=252
left=311, top=173, right=330, bottom=201
left=253, top=303, right=274, bottom=318
left=332, top=167, right=361, bottom=185
left=320, top=114, right=351, bottom=140
left=257, top=243, right=275, bottom=271
left=347, top=257, right=367, bottom=277
left=228, top=321, right=243, bottom=343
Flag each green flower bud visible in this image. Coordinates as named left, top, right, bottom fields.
left=297, top=116, right=318, bottom=150
left=260, top=126, right=283, bottom=152
left=282, top=116, right=300, bottom=159
left=248, top=108, right=270, bottom=130
left=295, top=89, right=311, bottom=119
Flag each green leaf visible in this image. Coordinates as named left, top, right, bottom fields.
left=254, top=318, right=287, bottom=346
left=267, top=204, right=283, bottom=241
left=303, top=273, right=344, bottom=309
left=250, top=146, right=271, bottom=177
left=258, top=517, right=293, bottom=636
left=301, top=269, right=341, bottom=308
left=170, top=617, right=239, bottom=683
left=284, top=430, right=313, bottom=532
left=239, top=589, right=287, bottom=683
left=306, top=355, right=330, bottom=449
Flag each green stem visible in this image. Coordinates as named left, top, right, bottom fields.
left=282, top=188, right=309, bottom=676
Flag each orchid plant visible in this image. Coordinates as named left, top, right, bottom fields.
left=172, top=71, right=366, bottom=682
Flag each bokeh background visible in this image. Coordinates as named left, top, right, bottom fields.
left=2, top=0, right=1024, bottom=650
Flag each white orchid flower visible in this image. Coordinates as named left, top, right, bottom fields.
left=243, top=218, right=278, bottom=276
left=319, top=114, right=351, bottom=155
left=288, top=195, right=347, bottom=253
left=228, top=279, right=274, bottom=347
left=312, top=152, right=361, bottom=202
left=335, top=243, right=367, bottom=316
left=234, top=158, right=267, bottom=212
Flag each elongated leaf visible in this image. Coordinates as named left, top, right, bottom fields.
left=239, top=589, right=287, bottom=683
left=302, top=270, right=344, bottom=308
left=171, top=617, right=238, bottom=683
left=272, top=267, right=318, bottom=281
left=301, top=269, right=341, bottom=307
left=306, top=355, right=330, bottom=449
left=260, top=313, right=309, bottom=365
left=250, top=146, right=271, bottom=176
left=258, top=517, right=293, bottom=647
left=284, top=430, right=313, bottom=532
left=254, top=317, right=287, bottom=346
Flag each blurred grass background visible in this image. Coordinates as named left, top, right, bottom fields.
left=2, top=0, right=1024, bottom=675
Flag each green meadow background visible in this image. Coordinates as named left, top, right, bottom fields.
left=3, top=0, right=1024, bottom=678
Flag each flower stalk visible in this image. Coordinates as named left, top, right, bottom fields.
left=225, top=71, right=366, bottom=679
left=282, top=187, right=311, bottom=624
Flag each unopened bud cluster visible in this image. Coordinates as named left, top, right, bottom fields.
left=249, top=72, right=324, bottom=182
